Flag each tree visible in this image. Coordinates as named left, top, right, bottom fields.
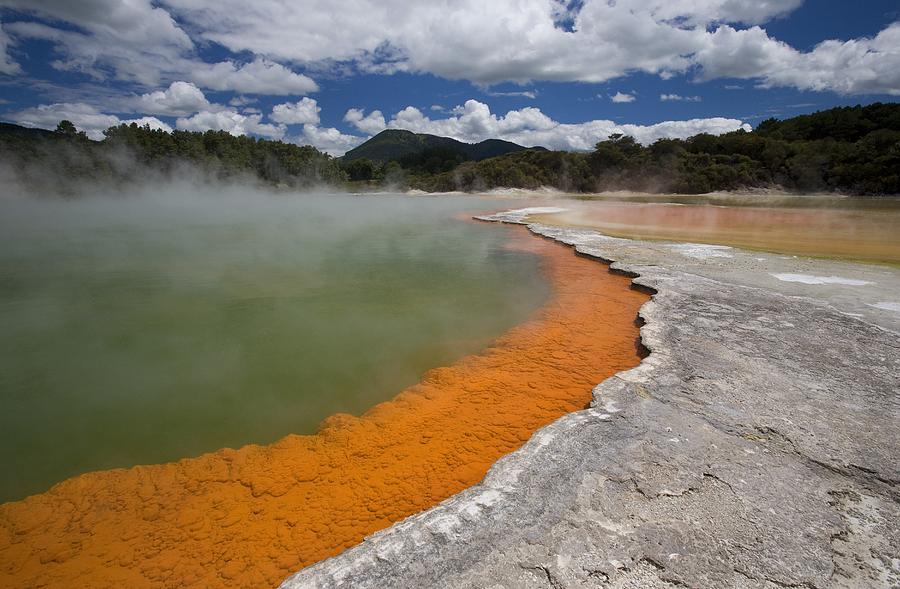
left=55, top=120, right=78, bottom=136
left=344, top=157, right=376, bottom=181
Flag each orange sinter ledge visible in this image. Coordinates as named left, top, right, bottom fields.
left=0, top=224, right=648, bottom=589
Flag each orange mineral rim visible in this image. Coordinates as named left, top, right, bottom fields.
left=0, top=224, right=648, bottom=589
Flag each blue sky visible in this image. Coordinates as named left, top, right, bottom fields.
left=0, top=0, right=898, bottom=154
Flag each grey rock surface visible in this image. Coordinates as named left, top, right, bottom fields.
left=281, top=210, right=900, bottom=589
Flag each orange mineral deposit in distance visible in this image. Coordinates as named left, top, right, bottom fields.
left=0, top=225, right=647, bottom=589
left=534, top=199, right=900, bottom=266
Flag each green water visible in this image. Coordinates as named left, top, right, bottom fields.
left=0, top=189, right=549, bottom=502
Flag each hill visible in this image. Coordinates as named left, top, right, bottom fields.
left=754, top=102, right=900, bottom=142
left=413, top=102, right=900, bottom=195
left=0, top=122, right=58, bottom=140
left=3, top=102, right=899, bottom=196
left=342, top=129, right=544, bottom=163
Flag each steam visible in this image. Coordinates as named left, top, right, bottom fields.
left=0, top=137, right=342, bottom=201
left=0, top=187, right=552, bottom=501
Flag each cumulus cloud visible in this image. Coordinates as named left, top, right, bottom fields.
left=695, top=23, right=900, bottom=95
left=7, top=102, right=171, bottom=139
left=161, top=0, right=701, bottom=84
left=271, top=97, right=321, bottom=125
left=175, top=109, right=286, bottom=139
left=343, top=99, right=750, bottom=152
left=3, top=0, right=898, bottom=96
left=7, top=97, right=350, bottom=151
left=8, top=102, right=120, bottom=139
left=155, top=0, right=889, bottom=95
left=660, top=93, right=701, bottom=102
left=5, top=95, right=752, bottom=156
left=133, top=81, right=210, bottom=116
left=642, top=0, right=804, bottom=26
left=344, top=108, right=387, bottom=134
left=120, top=116, right=173, bottom=133
left=610, top=92, right=636, bottom=103
left=293, top=124, right=366, bottom=156
left=3, top=0, right=191, bottom=85
left=189, top=59, right=318, bottom=95
left=2, top=2, right=317, bottom=95
left=3, top=0, right=192, bottom=53
left=0, top=22, right=22, bottom=75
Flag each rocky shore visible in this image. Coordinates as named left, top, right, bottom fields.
left=283, top=208, right=900, bottom=588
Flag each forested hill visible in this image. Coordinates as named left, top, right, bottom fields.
left=754, top=103, right=900, bottom=142
left=342, top=129, right=542, bottom=164
left=408, top=102, right=900, bottom=195
left=2, top=102, right=899, bottom=196
left=0, top=121, right=346, bottom=194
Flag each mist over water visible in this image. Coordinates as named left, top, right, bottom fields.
left=0, top=187, right=549, bottom=502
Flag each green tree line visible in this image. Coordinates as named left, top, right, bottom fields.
left=0, top=121, right=346, bottom=194
left=3, top=102, right=899, bottom=195
left=412, top=105, right=900, bottom=195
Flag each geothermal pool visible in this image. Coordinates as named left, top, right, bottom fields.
left=0, top=190, right=551, bottom=502
left=0, top=191, right=647, bottom=589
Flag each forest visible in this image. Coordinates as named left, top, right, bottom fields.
left=2, top=102, right=898, bottom=196
left=0, top=121, right=346, bottom=195
left=401, top=102, right=900, bottom=195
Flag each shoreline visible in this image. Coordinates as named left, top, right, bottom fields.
left=467, top=187, right=900, bottom=207
left=0, top=224, right=647, bottom=588
left=284, top=209, right=899, bottom=588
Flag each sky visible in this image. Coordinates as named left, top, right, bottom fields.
left=0, top=0, right=898, bottom=155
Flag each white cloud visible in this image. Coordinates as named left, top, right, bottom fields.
left=696, top=23, right=900, bottom=95
left=486, top=90, right=538, bottom=99
left=8, top=102, right=120, bottom=139
left=0, top=22, right=22, bottom=75
left=342, top=99, right=750, bottom=153
left=3, top=1, right=192, bottom=85
left=610, top=91, right=636, bottom=103
left=293, top=124, right=366, bottom=156
left=494, top=106, right=557, bottom=133
left=134, top=81, right=210, bottom=115
left=120, top=116, right=173, bottom=133
left=228, top=96, right=257, bottom=107
left=271, top=97, right=321, bottom=125
left=2, top=3, right=317, bottom=95
left=189, top=59, right=318, bottom=95
left=175, top=109, right=285, bottom=139
left=158, top=0, right=895, bottom=95
left=4, top=0, right=899, bottom=96
left=6, top=96, right=753, bottom=157
left=4, top=0, right=192, bottom=52
left=3, top=0, right=193, bottom=54
left=641, top=0, right=804, bottom=26
left=344, top=108, right=387, bottom=134
left=7, top=100, right=331, bottom=147
left=660, top=93, right=701, bottom=102
left=7, top=102, right=173, bottom=139
left=161, top=0, right=703, bottom=84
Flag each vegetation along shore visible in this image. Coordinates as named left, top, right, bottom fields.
left=3, top=102, right=899, bottom=197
